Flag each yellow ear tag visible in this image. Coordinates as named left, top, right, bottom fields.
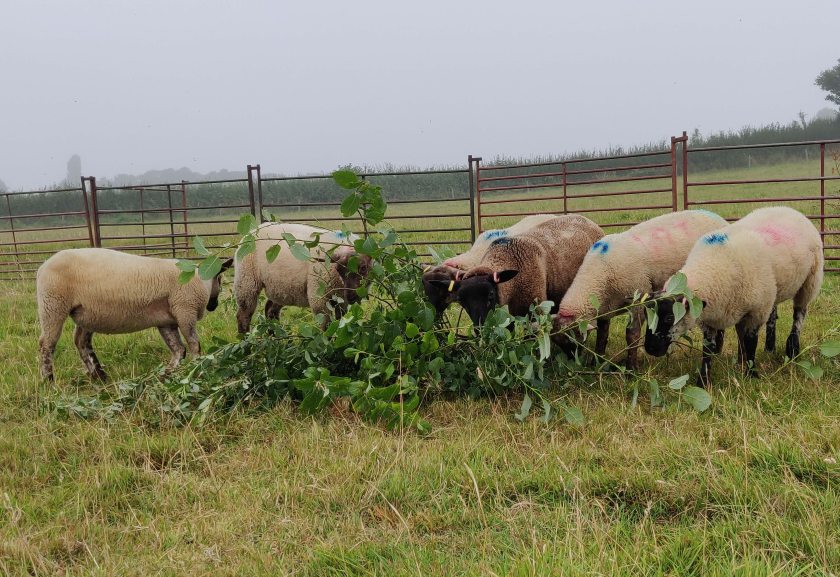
left=448, top=280, right=455, bottom=292
left=423, top=265, right=432, bottom=273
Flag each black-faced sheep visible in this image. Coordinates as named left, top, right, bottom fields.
left=234, top=223, right=371, bottom=334
left=421, top=214, right=556, bottom=315
left=36, top=248, right=231, bottom=381
left=552, top=210, right=728, bottom=369
left=644, top=206, right=824, bottom=386
left=428, top=215, right=604, bottom=335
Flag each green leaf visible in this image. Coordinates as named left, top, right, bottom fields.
left=178, top=269, right=195, bottom=284
left=630, top=385, right=639, bottom=408
left=198, top=255, right=222, bottom=280
left=649, top=379, right=662, bottom=408
left=265, top=244, right=281, bottom=263
left=176, top=259, right=196, bottom=272
left=664, top=272, right=687, bottom=296
left=672, top=300, right=686, bottom=326
left=515, top=392, right=532, bottom=422
left=563, top=406, right=585, bottom=426
left=683, top=386, right=712, bottom=412
left=236, top=234, right=255, bottom=261
left=538, top=332, right=550, bottom=361
left=588, top=293, right=601, bottom=312
left=646, top=305, right=658, bottom=333
left=405, top=323, right=419, bottom=339
left=340, top=194, right=362, bottom=217
left=797, top=361, right=824, bottom=380
left=193, top=235, right=210, bottom=256
left=288, top=242, right=310, bottom=261
left=819, top=341, right=840, bottom=358
left=333, top=169, right=360, bottom=190
left=688, top=296, right=703, bottom=319
left=237, top=213, right=257, bottom=236
left=667, top=374, right=689, bottom=390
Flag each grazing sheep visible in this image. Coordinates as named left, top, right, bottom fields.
left=234, top=223, right=371, bottom=333
left=421, top=214, right=556, bottom=315
left=552, top=210, right=728, bottom=369
left=644, top=206, right=824, bottom=386
left=36, top=248, right=231, bottom=382
left=427, top=215, right=604, bottom=337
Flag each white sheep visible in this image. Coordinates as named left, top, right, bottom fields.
left=234, top=223, right=371, bottom=333
left=422, top=214, right=556, bottom=314
left=644, top=206, right=824, bottom=386
left=553, top=209, right=728, bottom=368
left=36, top=248, right=231, bottom=382
left=427, top=215, right=604, bottom=351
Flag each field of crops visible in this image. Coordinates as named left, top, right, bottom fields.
left=0, top=159, right=839, bottom=575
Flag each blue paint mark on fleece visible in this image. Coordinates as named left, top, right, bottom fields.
left=491, top=236, right=513, bottom=247
left=703, top=232, right=728, bottom=245
left=690, top=209, right=727, bottom=223
left=590, top=240, right=609, bottom=254
left=482, top=229, right=508, bottom=241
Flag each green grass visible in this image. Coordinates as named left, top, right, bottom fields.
left=1, top=159, right=839, bottom=575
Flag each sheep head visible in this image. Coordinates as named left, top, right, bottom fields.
left=421, top=265, right=464, bottom=316
left=207, top=258, right=234, bottom=312
left=329, top=247, right=372, bottom=305
left=643, top=294, right=704, bottom=357
left=449, top=266, right=518, bottom=327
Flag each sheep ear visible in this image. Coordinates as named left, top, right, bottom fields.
left=494, top=270, right=518, bottom=284
left=220, top=258, right=234, bottom=273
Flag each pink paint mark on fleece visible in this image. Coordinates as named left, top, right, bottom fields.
left=755, top=224, right=796, bottom=247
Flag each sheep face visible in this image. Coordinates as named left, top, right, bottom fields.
left=421, top=265, right=463, bottom=316
left=206, top=258, right=233, bottom=311
left=331, top=250, right=372, bottom=305
left=454, top=269, right=518, bottom=327
left=643, top=295, right=700, bottom=357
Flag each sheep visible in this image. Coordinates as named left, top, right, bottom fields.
left=234, top=223, right=371, bottom=334
left=644, top=206, right=824, bottom=386
left=36, top=248, right=232, bottom=382
left=551, top=209, right=728, bottom=369
left=426, top=215, right=604, bottom=342
left=421, top=214, right=556, bottom=315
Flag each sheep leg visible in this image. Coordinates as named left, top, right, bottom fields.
left=784, top=306, right=807, bottom=359
left=697, top=325, right=721, bottom=388
left=235, top=292, right=259, bottom=335
left=177, top=319, right=201, bottom=357
left=158, top=325, right=186, bottom=372
left=764, top=305, right=778, bottom=353
left=38, top=318, right=65, bottom=383
left=264, top=300, right=283, bottom=321
left=73, top=326, right=107, bottom=381
left=623, top=307, right=644, bottom=371
left=595, top=318, right=610, bottom=357
left=735, top=319, right=759, bottom=378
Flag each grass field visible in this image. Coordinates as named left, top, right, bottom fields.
left=1, top=159, right=839, bottom=575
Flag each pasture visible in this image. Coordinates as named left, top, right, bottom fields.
left=0, top=158, right=839, bottom=576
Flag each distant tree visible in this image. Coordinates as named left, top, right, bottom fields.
left=797, top=111, right=807, bottom=128
left=0, top=178, right=7, bottom=193
left=66, top=154, right=82, bottom=184
left=815, top=59, right=840, bottom=108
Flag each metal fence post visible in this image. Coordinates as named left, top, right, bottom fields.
left=139, top=187, right=147, bottom=253
left=467, top=155, right=477, bottom=242
left=83, top=176, right=102, bottom=247
left=80, top=177, right=96, bottom=247
left=473, top=156, right=483, bottom=234
left=670, top=135, right=679, bottom=211
left=255, top=164, right=263, bottom=222
left=247, top=164, right=259, bottom=220
left=4, top=194, right=19, bottom=265
left=166, top=184, right=176, bottom=257
left=562, top=162, right=568, bottom=214
left=820, top=143, right=826, bottom=239
left=181, top=181, right=189, bottom=255
left=681, top=132, right=689, bottom=211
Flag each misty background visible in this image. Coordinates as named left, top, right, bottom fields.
left=0, top=0, right=838, bottom=192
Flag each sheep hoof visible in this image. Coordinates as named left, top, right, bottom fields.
left=91, top=368, right=108, bottom=382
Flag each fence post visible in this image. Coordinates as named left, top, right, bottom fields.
left=681, top=131, right=689, bottom=211
left=82, top=176, right=101, bottom=247
left=820, top=143, right=826, bottom=240
left=670, top=131, right=688, bottom=211
left=247, top=164, right=259, bottom=220
left=473, top=156, right=483, bottom=234
left=181, top=181, right=189, bottom=256
left=166, top=184, right=176, bottom=257
left=139, top=187, right=147, bottom=253
left=467, top=155, right=477, bottom=242
left=4, top=194, right=19, bottom=266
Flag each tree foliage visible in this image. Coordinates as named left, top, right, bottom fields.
left=816, top=58, right=840, bottom=108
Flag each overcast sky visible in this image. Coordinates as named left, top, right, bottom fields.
left=0, top=0, right=837, bottom=190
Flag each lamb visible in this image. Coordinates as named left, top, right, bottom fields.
left=36, top=248, right=231, bottom=382
left=644, top=206, right=824, bottom=386
left=234, top=223, right=371, bottom=334
left=426, top=215, right=604, bottom=338
left=421, top=214, right=556, bottom=315
left=551, top=210, right=728, bottom=369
